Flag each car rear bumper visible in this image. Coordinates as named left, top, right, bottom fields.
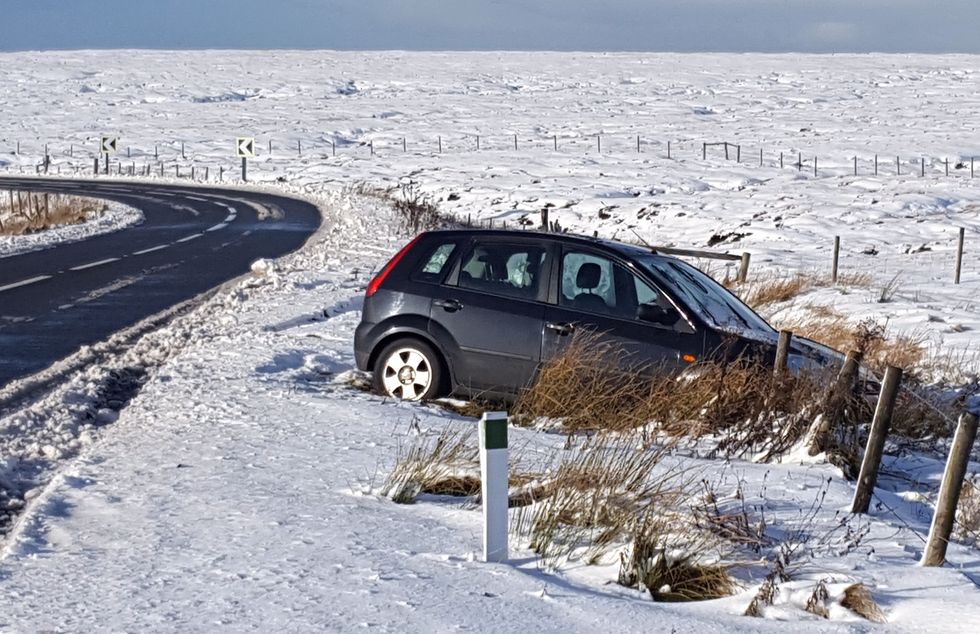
left=353, top=321, right=373, bottom=371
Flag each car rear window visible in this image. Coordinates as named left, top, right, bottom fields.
left=457, top=242, right=547, bottom=300
left=411, top=241, right=457, bottom=283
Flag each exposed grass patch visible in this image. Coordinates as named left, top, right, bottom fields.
left=0, top=192, right=107, bottom=235
left=730, top=271, right=873, bottom=310
left=381, top=422, right=481, bottom=503
left=344, top=180, right=447, bottom=233
left=514, top=330, right=826, bottom=460
left=772, top=310, right=928, bottom=378
left=956, top=475, right=980, bottom=546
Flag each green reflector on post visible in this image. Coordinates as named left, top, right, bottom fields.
left=482, top=414, right=508, bottom=450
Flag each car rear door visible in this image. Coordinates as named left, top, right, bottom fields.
left=428, top=236, right=552, bottom=395
left=541, top=247, right=704, bottom=373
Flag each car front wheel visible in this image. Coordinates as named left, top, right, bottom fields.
left=373, top=338, right=444, bottom=401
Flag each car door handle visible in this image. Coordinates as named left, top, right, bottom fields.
left=434, top=299, right=463, bottom=312
left=545, top=322, right=574, bottom=336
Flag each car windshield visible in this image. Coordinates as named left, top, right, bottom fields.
left=637, top=255, right=774, bottom=335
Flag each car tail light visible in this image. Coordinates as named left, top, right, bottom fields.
left=366, top=234, right=424, bottom=298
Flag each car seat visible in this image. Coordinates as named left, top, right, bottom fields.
left=572, top=263, right=608, bottom=312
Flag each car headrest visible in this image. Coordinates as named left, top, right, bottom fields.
left=576, top=262, right=602, bottom=290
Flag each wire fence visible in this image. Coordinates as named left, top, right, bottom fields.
left=3, top=134, right=980, bottom=181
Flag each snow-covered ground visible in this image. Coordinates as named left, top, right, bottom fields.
left=1, top=51, right=980, bottom=631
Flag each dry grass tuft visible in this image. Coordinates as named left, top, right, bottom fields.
left=512, top=433, right=687, bottom=567
left=840, top=583, right=887, bottom=623
left=345, top=180, right=446, bottom=233
left=515, top=330, right=826, bottom=459
left=513, top=330, right=675, bottom=433
left=381, top=423, right=480, bottom=504
left=773, top=310, right=927, bottom=377
left=0, top=192, right=106, bottom=235
left=731, top=271, right=872, bottom=309
left=955, top=475, right=980, bottom=545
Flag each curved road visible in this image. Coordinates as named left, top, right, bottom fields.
left=0, top=177, right=322, bottom=388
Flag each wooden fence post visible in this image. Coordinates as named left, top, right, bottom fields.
left=403, top=138, right=407, bottom=153
left=814, top=156, right=817, bottom=176
left=896, top=156, right=901, bottom=176
left=832, top=235, right=841, bottom=284
left=736, top=144, right=741, bottom=163
left=875, top=154, right=878, bottom=176
left=597, top=135, right=601, bottom=154
left=852, top=365, right=903, bottom=514
left=780, top=151, right=784, bottom=169
left=541, top=207, right=549, bottom=231
left=736, top=252, right=751, bottom=283
left=554, top=135, right=557, bottom=151
left=922, top=411, right=980, bottom=566
left=636, top=135, right=640, bottom=153
left=702, top=142, right=707, bottom=160
left=946, top=158, right=950, bottom=177
left=854, top=156, right=857, bottom=176
left=476, top=135, right=480, bottom=151
left=774, top=330, right=792, bottom=378
left=438, top=136, right=442, bottom=153
left=807, top=350, right=864, bottom=456
left=759, top=148, right=763, bottom=166
left=921, top=157, right=925, bottom=177
left=514, top=134, right=518, bottom=151
left=668, top=141, right=671, bottom=159
left=955, top=227, right=965, bottom=284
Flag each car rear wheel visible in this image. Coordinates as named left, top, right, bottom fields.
left=373, top=338, right=444, bottom=401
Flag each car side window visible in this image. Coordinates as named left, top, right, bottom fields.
left=562, top=251, right=673, bottom=324
left=561, top=252, right=618, bottom=314
left=411, top=241, right=457, bottom=283
left=457, top=242, right=546, bottom=300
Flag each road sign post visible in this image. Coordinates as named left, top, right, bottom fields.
left=100, top=135, right=118, bottom=175
left=236, top=137, right=256, bottom=182
left=479, top=411, right=509, bottom=563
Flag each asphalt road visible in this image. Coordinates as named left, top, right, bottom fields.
left=0, top=177, right=322, bottom=388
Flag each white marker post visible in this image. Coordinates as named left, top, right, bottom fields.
left=479, top=411, right=509, bottom=563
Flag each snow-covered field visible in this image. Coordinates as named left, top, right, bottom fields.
left=1, top=51, right=980, bottom=631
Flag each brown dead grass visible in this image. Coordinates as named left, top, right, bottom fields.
left=955, top=475, right=980, bottom=546
left=0, top=192, right=106, bottom=235
left=515, top=330, right=826, bottom=459
left=730, top=271, right=873, bottom=309
left=772, top=309, right=928, bottom=377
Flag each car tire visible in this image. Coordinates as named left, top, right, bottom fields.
left=373, top=338, right=444, bottom=401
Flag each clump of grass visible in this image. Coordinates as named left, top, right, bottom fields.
left=513, top=330, right=681, bottom=433
left=955, top=475, right=980, bottom=546
left=381, top=421, right=481, bottom=504
left=731, top=271, right=873, bottom=309
left=0, top=192, right=106, bottom=235
left=841, top=583, right=887, bottom=623
left=344, top=180, right=447, bottom=233
left=512, top=433, right=687, bottom=568
left=516, top=330, right=834, bottom=459
left=773, top=310, right=927, bottom=377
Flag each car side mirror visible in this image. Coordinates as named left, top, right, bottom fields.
left=638, top=302, right=679, bottom=326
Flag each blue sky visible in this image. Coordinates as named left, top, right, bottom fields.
left=3, top=0, right=979, bottom=53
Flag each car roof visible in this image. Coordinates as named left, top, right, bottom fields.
left=419, top=228, right=658, bottom=260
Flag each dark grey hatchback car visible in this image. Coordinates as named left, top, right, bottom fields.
left=354, top=229, right=835, bottom=401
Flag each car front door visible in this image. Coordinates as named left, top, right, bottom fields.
left=428, top=237, right=551, bottom=395
left=541, top=248, right=704, bottom=374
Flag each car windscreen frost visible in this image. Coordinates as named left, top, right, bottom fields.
left=638, top=256, right=773, bottom=334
